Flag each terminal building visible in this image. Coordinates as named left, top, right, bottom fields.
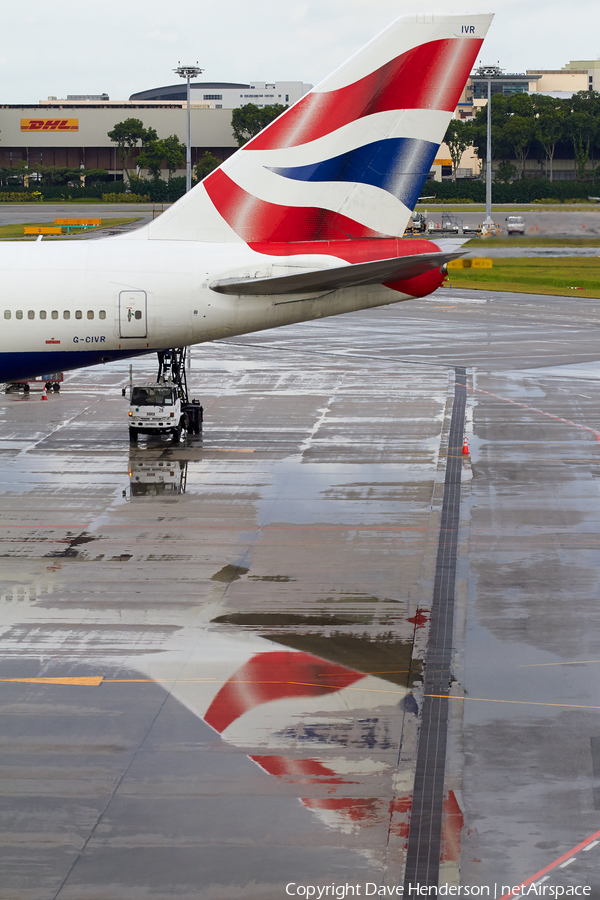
left=129, top=81, right=311, bottom=109
left=0, top=80, right=311, bottom=179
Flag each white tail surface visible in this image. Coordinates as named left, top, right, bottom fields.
left=133, top=13, right=492, bottom=245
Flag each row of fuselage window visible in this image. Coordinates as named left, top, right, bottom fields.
left=4, top=309, right=107, bottom=321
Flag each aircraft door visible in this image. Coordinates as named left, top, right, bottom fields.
left=119, top=291, right=147, bottom=338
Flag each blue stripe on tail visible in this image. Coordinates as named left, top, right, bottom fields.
left=267, top=138, right=438, bottom=211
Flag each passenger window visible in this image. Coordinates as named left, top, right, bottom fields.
left=75, top=310, right=82, bottom=319
left=99, top=310, right=106, bottom=320
left=28, top=310, right=35, bottom=320
left=87, top=310, right=94, bottom=320
left=134, top=310, right=142, bottom=319
left=63, top=310, right=70, bottom=320
left=51, top=310, right=58, bottom=319
left=3, top=310, right=10, bottom=319
left=16, top=310, right=23, bottom=319
left=40, top=310, right=47, bottom=320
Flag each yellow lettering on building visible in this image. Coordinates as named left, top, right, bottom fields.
left=21, top=118, right=79, bottom=132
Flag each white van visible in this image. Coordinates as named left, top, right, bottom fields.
left=506, top=216, right=525, bottom=235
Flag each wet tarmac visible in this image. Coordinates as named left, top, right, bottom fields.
left=467, top=247, right=600, bottom=258
left=426, top=207, right=600, bottom=240
left=2, top=203, right=600, bottom=243
left=0, top=203, right=158, bottom=233
left=2, top=287, right=600, bottom=898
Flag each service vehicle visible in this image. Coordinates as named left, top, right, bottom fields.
left=506, top=215, right=525, bottom=235
left=427, top=214, right=461, bottom=235
left=5, top=372, right=63, bottom=393
left=404, top=210, right=428, bottom=235
left=128, top=383, right=187, bottom=443
left=480, top=220, right=501, bottom=237
left=125, top=348, right=202, bottom=443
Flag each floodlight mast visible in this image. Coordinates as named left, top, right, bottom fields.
left=476, top=65, right=502, bottom=227
left=174, top=63, right=204, bottom=193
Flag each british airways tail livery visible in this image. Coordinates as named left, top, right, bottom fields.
left=0, top=13, right=492, bottom=383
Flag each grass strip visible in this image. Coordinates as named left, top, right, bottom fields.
left=0, top=218, right=141, bottom=240
left=412, top=236, right=600, bottom=247
left=446, top=256, right=600, bottom=298
left=463, top=237, right=600, bottom=247
left=422, top=204, right=600, bottom=213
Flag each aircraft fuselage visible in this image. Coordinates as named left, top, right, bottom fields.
left=0, top=237, right=438, bottom=383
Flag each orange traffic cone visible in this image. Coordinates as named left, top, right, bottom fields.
left=41, top=385, right=47, bottom=401
left=462, top=435, right=469, bottom=455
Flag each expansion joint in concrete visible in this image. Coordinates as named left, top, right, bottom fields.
left=403, top=366, right=467, bottom=889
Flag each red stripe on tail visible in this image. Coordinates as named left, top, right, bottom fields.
left=248, top=238, right=436, bottom=262
left=247, top=39, right=483, bottom=151
left=204, top=169, right=384, bottom=242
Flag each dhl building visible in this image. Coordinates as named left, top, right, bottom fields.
left=0, top=101, right=240, bottom=176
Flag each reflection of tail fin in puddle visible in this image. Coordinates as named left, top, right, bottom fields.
left=441, top=789, right=464, bottom=864
left=251, top=753, right=414, bottom=837
left=204, top=650, right=364, bottom=733
left=198, top=647, right=412, bottom=835
left=250, top=754, right=358, bottom=786
left=302, top=798, right=408, bottom=836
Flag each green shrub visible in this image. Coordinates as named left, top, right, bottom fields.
left=102, top=192, right=150, bottom=203
left=0, top=191, right=42, bottom=202
left=427, top=178, right=600, bottom=204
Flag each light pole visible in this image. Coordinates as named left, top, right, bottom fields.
left=475, top=65, right=502, bottom=229
left=174, top=62, right=204, bottom=193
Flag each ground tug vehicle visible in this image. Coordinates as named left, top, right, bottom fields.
left=124, top=348, right=202, bottom=443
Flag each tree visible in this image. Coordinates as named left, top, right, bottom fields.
left=107, top=118, right=156, bottom=181
left=195, top=151, right=221, bottom=181
left=567, top=92, right=600, bottom=180
left=470, top=93, right=512, bottom=172
left=159, top=135, right=186, bottom=179
left=532, top=95, right=566, bottom=182
left=443, top=119, right=473, bottom=181
left=501, top=94, right=535, bottom=179
left=231, top=103, right=288, bottom=146
left=502, top=115, right=534, bottom=179
left=136, top=135, right=185, bottom=180
left=494, top=160, right=517, bottom=183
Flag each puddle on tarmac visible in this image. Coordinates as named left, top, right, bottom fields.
left=210, top=564, right=250, bottom=582
left=212, top=612, right=375, bottom=627
left=210, top=612, right=421, bottom=687
left=266, top=632, right=421, bottom=688
left=247, top=575, right=296, bottom=582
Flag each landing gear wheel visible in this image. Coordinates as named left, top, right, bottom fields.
left=129, top=427, right=138, bottom=443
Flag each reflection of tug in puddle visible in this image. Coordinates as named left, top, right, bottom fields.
left=128, top=451, right=188, bottom=497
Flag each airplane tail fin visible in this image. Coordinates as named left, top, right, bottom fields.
left=143, top=13, right=492, bottom=245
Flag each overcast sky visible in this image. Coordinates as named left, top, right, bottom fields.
left=3, top=0, right=600, bottom=104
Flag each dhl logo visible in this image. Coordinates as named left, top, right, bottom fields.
left=21, top=119, right=78, bottom=132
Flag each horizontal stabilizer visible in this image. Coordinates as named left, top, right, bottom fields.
left=210, top=250, right=462, bottom=296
